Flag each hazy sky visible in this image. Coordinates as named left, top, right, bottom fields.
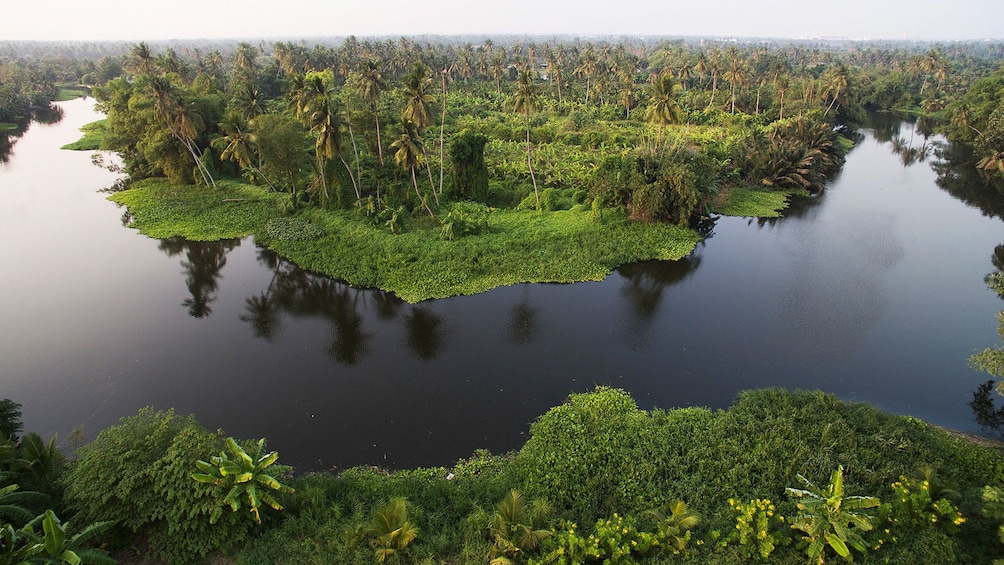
left=3, top=0, right=1002, bottom=42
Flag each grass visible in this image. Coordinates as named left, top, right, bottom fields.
left=715, top=187, right=807, bottom=217
left=60, top=119, right=106, bottom=151
left=56, top=87, right=87, bottom=101
left=109, top=178, right=701, bottom=302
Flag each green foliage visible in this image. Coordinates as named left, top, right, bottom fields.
left=61, top=408, right=251, bottom=564
left=365, top=497, right=419, bottom=563
left=517, top=387, right=657, bottom=522
left=786, top=465, right=880, bottom=563
left=885, top=475, right=965, bottom=535
left=534, top=514, right=658, bottom=565
left=642, top=499, right=700, bottom=555
left=487, top=489, right=552, bottom=564
left=450, top=130, right=489, bottom=201
left=440, top=201, right=492, bottom=241
left=192, top=437, right=294, bottom=525
left=715, top=187, right=805, bottom=218
left=0, top=401, right=22, bottom=443
left=726, top=498, right=785, bottom=561
left=113, top=180, right=699, bottom=302
left=60, top=120, right=106, bottom=151
left=982, top=485, right=1004, bottom=561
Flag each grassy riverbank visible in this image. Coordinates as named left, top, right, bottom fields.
left=27, top=387, right=1002, bottom=564
left=107, top=178, right=802, bottom=301
left=60, top=118, right=105, bottom=150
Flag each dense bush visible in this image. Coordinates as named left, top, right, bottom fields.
left=61, top=408, right=253, bottom=564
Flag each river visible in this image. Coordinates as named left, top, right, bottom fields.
left=2, top=98, right=1003, bottom=470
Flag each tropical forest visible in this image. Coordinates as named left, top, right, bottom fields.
left=3, top=32, right=1004, bottom=564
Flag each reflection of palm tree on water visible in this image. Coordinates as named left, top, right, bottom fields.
left=158, top=237, right=240, bottom=318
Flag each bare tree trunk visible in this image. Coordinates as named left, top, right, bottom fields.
left=412, top=167, right=434, bottom=217
left=526, top=112, right=539, bottom=208
left=440, top=69, right=447, bottom=196
left=373, top=102, right=384, bottom=164
left=339, top=155, right=360, bottom=200
left=422, top=148, right=440, bottom=206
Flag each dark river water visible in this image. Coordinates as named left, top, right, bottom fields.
left=3, top=98, right=1004, bottom=471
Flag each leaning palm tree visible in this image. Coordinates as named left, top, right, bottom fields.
left=148, top=76, right=216, bottom=188
left=391, top=120, right=434, bottom=217
left=512, top=68, right=540, bottom=208
left=823, top=64, right=850, bottom=118
left=646, top=73, right=684, bottom=145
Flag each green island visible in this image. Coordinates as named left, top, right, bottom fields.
left=4, top=34, right=1004, bottom=564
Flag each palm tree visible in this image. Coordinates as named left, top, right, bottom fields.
left=307, top=95, right=359, bottom=204
left=776, top=73, right=790, bottom=120
left=723, top=55, right=749, bottom=114
left=488, top=490, right=552, bottom=565
left=438, top=63, right=453, bottom=196
left=646, top=73, right=684, bottom=144
left=823, top=64, right=850, bottom=118
left=366, top=498, right=418, bottom=564
left=512, top=68, right=540, bottom=208
left=126, top=42, right=155, bottom=76
left=391, top=120, right=434, bottom=217
left=359, top=60, right=387, bottom=163
left=213, top=113, right=282, bottom=201
left=148, top=76, right=216, bottom=188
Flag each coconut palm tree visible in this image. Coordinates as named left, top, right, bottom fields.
left=390, top=120, right=434, bottom=217
left=823, top=64, right=850, bottom=118
left=646, top=73, right=684, bottom=144
left=512, top=68, right=540, bottom=208
left=723, top=54, right=749, bottom=114
left=148, top=76, right=216, bottom=188
left=213, top=113, right=283, bottom=202
left=359, top=60, right=387, bottom=163
left=307, top=95, right=359, bottom=204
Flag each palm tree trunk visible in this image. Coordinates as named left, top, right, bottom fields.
left=317, top=153, right=329, bottom=207
left=412, top=167, right=434, bottom=217
left=373, top=101, right=384, bottom=164
left=422, top=149, right=440, bottom=206
left=339, top=155, right=360, bottom=200
left=348, top=121, right=361, bottom=194
left=526, top=112, right=539, bottom=208
left=708, top=73, right=718, bottom=109
left=779, top=90, right=785, bottom=120
left=439, top=71, right=447, bottom=196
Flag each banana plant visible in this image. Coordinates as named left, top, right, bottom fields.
left=192, top=437, right=293, bottom=525
left=786, top=465, right=879, bottom=564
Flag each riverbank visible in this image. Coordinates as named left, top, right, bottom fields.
left=45, top=387, right=1004, bottom=564
left=106, top=178, right=800, bottom=302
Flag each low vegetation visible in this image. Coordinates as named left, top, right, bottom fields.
left=5, top=387, right=1004, bottom=564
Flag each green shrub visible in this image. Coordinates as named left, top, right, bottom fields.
left=61, top=408, right=251, bottom=564
left=517, top=387, right=659, bottom=522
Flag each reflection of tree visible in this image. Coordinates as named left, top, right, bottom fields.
left=931, top=142, right=1004, bottom=220
left=158, top=237, right=240, bottom=318
left=404, top=306, right=444, bottom=361
left=969, top=380, right=1004, bottom=437
left=0, top=120, right=29, bottom=164
left=617, top=257, right=700, bottom=321
left=32, top=104, right=64, bottom=125
left=241, top=247, right=385, bottom=366
left=508, top=285, right=538, bottom=345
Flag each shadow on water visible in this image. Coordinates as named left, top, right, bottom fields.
left=970, top=381, right=1004, bottom=438
left=239, top=248, right=455, bottom=365
left=158, top=237, right=241, bottom=319
left=932, top=143, right=1004, bottom=220
left=508, top=285, right=538, bottom=345
left=616, top=256, right=702, bottom=321
left=0, top=119, right=30, bottom=164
